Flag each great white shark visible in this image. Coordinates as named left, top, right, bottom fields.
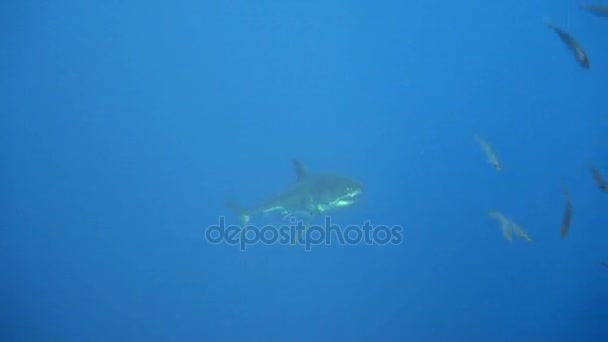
left=227, top=160, right=363, bottom=225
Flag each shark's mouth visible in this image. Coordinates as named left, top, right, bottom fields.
left=333, top=189, right=362, bottom=207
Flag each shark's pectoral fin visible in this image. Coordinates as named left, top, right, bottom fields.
left=282, top=209, right=315, bottom=222
left=291, top=210, right=319, bottom=246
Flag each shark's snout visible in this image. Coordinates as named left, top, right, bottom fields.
left=348, top=182, right=363, bottom=197
left=347, top=188, right=361, bottom=199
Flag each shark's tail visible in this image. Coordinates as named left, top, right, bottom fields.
left=225, top=200, right=251, bottom=226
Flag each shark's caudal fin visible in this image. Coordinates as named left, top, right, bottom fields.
left=293, top=159, right=308, bottom=181
left=225, top=201, right=251, bottom=225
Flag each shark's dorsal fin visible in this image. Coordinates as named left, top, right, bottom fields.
left=293, top=159, right=308, bottom=181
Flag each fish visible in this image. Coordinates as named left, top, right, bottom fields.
left=488, top=209, right=534, bottom=242
left=474, top=134, right=503, bottom=171
left=489, top=210, right=514, bottom=242
left=560, top=188, right=574, bottom=239
left=546, top=21, right=590, bottom=69
left=513, top=223, right=534, bottom=242
left=589, top=165, right=608, bottom=192
left=581, top=3, right=608, bottom=17
left=227, top=160, right=363, bottom=226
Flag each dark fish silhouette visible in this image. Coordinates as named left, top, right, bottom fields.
left=546, top=22, right=590, bottom=69
left=581, top=3, right=608, bottom=17
left=589, top=165, right=608, bottom=192
left=560, top=188, right=574, bottom=239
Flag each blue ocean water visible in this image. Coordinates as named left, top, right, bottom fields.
left=2, top=0, right=607, bottom=341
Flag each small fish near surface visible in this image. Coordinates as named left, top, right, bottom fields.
left=226, top=159, right=363, bottom=226
left=546, top=21, right=590, bottom=69
left=581, top=3, right=608, bottom=17
left=474, top=134, right=503, bottom=171
left=560, top=188, right=574, bottom=239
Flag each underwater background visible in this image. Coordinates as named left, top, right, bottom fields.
left=2, top=0, right=607, bottom=341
